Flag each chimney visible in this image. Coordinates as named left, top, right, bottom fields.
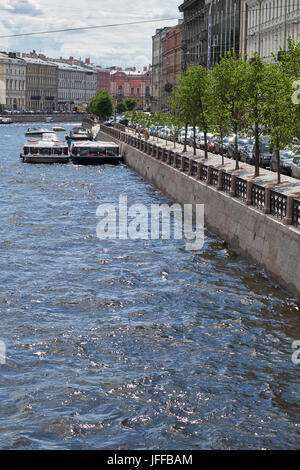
left=85, top=58, right=90, bottom=64
left=143, top=66, right=147, bottom=72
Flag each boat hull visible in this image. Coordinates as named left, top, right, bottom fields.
left=71, top=155, right=122, bottom=165
left=21, top=155, right=70, bottom=164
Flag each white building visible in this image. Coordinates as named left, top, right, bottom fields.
left=50, top=60, right=98, bottom=111
left=0, top=52, right=26, bottom=111
left=246, top=0, right=300, bottom=61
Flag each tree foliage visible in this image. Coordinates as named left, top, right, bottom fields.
left=89, top=90, right=114, bottom=120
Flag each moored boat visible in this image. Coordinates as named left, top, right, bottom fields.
left=70, top=141, right=121, bottom=165
left=25, top=127, right=55, bottom=138
left=52, top=126, right=66, bottom=132
left=65, top=127, right=92, bottom=142
left=0, top=117, right=13, bottom=124
left=20, top=133, right=70, bottom=163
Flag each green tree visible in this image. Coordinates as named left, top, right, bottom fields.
left=208, top=65, right=232, bottom=165
left=124, top=98, right=138, bottom=111
left=170, top=73, right=191, bottom=152
left=89, top=90, right=114, bottom=121
left=116, top=102, right=127, bottom=114
left=262, top=61, right=296, bottom=184
left=212, top=53, right=248, bottom=169
left=244, top=55, right=267, bottom=177
left=168, top=89, right=184, bottom=149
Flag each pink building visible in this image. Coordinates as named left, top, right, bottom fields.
left=110, top=66, right=152, bottom=110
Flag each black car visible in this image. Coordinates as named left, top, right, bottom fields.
left=249, top=141, right=272, bottom=168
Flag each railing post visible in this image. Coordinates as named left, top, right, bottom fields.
left=188, top=158, right=193, bottom=175
left=230, top=174, right=236, bottom=197
left=156, top=146, right=159, bottom=159
left=246, top=181, right=253, bottom=205
left=167, top=150, right=171, bottom=165
left=264, top=187, right=271, bottom=214
left=207, top=166, right=212, bottom=185
left=283, top=195, right=294, bottom=225
left=197, top=161, right=202, bottom=180
left=180, top=155, right=185, bottom=171
left=217, top=169, right=223, bottom=190
left=152, top=144, right=156, bottom=157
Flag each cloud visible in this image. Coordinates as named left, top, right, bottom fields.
left=0, top=0, right=180, bottom=68
left=1, top=0, right=43, bottom=16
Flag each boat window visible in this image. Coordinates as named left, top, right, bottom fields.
left=53, top=148, right=63, bottom=155
left=40, top=148, right=51, bottom=155
left=106, top=148, right=119, bottom=156
left=87, top=147, right=106, bottom=156
left=79, top=149, right=90, bottom=157
left=30, top=147, right=39, bottom=154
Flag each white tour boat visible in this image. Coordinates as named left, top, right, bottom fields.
left=20, top=133, right=70, bottom=163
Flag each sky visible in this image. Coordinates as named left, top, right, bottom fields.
left=0, top=0, right=181, bottom=70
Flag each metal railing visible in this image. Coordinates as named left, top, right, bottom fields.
left=210, top=168, right=219, bottom=186
left=251, top=184, right=265, bottom=211
left=235, top=177, right=247, bottom=201
left=293, top=199, right=300, bottom=227
left=270, top=190, right=287, bottom=219
left=222, top=172, right=232, bottom=193
left=99, top=125, right=300, bottom=228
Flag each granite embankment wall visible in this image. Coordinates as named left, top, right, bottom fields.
left=96, top=126, right=300, bottom=299
left=0, top=114, right=82, bottom=123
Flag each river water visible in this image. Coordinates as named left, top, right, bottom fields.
left=0, top=122, right=299, bottom=450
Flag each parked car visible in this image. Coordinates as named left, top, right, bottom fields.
left=197, top=133, right=214, bottom=150
left=227, top=137, right=254, bottom=160
left=291, top=154, right=300, bottom=179
left=270, top=149, right=299, bottom=176
left=249, top=140, right=272, bottom=168
left=213, top=135, right=235, bottom=156
left=207, top=136, right=218, bottom=153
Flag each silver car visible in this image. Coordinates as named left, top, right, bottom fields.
left=291, top=155, right=300, bottom=179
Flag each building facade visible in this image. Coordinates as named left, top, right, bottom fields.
left=0, top=52, right=26, bottom=111
left=161, top=23, right=183, bottom=108
left=179, top=0, right=245, bottom=69
left=110, top=67, right=152, bottom=110
left=51, top=62, right=97, bottom=111
left=96, top=67, right=111, bottom=92
left=152, top=27, right=171, bottom=112
left=246, top=0, right=300, bottom=61
left=23, top=56, right=58, bottom=111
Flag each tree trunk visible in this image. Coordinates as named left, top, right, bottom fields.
left=234, top=130, right=239, bottom=170
left=221, top=133, right=224, bottom=166
left=254, top=131, right=260, bottom=178
left=204, top=129, right=208, bottom=159
left=276, top=146, right=281, bottom=184
left=193, top=126, right=196, bottom=156
left=183, top=123, right=188, bottom=153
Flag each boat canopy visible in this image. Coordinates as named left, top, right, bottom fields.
left=71, top=141, right=119, bottom=148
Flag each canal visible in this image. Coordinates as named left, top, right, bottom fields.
left=0, top=123, right=299, bottom=449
